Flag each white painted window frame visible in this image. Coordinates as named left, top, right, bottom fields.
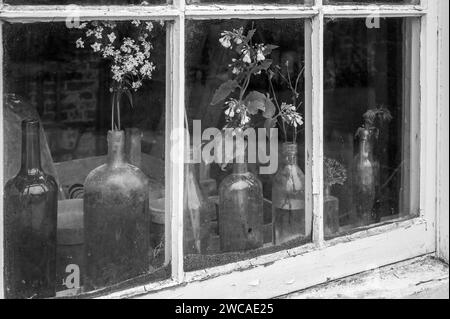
left=0, top=0, right=444, bottom=299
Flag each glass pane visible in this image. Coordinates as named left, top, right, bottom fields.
left=5, top=1, right=166, bottom=5
left=3, top=20, right=168, bottom=298
left=187, top=0, right=312, bottom=4
left=184, top=19, right=310, bottom=272
left=323, top=17, right=420, bottom=239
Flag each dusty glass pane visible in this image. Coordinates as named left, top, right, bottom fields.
left=184, top=19, right=309, bottom=272
left=323, top=17, right=420, bottom=239
left=5, top=0, right=166, bottom=5
left=3, top=20, right=169, bottom=298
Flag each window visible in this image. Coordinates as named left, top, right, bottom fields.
left=0, top=0, right=442, bottom=299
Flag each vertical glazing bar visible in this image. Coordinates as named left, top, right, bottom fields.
left=168, top=0, right=185, bottom=283
left=0, top=21, right=4, bottom=299
left=164, top=24, right=173, bottom=267
left=304, top=20, right=313, bottom=241
left=420, top=0, right=438, bottom=239
left=305, top=0, right=324, bottom=246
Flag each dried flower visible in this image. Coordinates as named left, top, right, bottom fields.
left=324, top=158, right=347, bottom=188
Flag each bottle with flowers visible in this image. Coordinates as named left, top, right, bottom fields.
left=324, top=157, right=347, bottom=237
left=74, top=20, right=159, bottom=289
left=211, top=27, right=277, bottom=252
left=264, top=61, right=306, bottom=245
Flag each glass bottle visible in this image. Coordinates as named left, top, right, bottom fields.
left=218, top=162, right=264, bottom=252
left=125, top=127, right=142, bottom=169
left=272, top=143, right=305, bottom=245
left=353, top=128, right=378, bottom=225
left=4, top=119, right=58, bottom=299
left=323, top=184, right=340, bottom=237
left=184, top=149, right=211, bottom=255
left=83, top=130, right=150, bottom=290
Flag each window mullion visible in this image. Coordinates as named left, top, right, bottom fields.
left=166, top=14, right=185, bottom=283
left=306, top=1, right=324, bottom=245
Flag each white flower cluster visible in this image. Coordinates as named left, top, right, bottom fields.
left=280, top=103, right=304, bottom=128
left=75, top=20, right=157, bottom=91
left=224, top=98, right=251, bottom=127
left=219, top=27, right=268, bottom=75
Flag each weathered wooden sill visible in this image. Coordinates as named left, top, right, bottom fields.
left=277, top=255, right=449, bottom=299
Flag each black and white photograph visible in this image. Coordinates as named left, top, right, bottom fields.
left=0, top=0, right=448, bottom=303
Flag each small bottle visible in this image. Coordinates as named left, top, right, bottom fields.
left=323, top=185, right=340, bottom=237
left=218, top=162, right=264, bottom=252
left=272, top=143, right=305, bottom=245
left=4, top=119, right=58, bottom=299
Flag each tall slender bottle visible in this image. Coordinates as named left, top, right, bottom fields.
left=353, top=128, right=378, bottom=225
left=4, top=119, right=58, bottom=299
left=272, top=143, right=305, bottom=245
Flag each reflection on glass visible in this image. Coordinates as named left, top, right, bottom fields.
left=323, top=18, right=419, bottom=238
left=184, top=19, right=309, bottom=272
left=3, top=20, right=168, bottom=298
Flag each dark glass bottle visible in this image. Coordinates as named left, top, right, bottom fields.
left=84, top=130, right=150, bottom=291
left=4, top=119, right=58, bottom=299
left=272, top=143, right=305, bottom=245
left=218, top=162, right=264, bottom=252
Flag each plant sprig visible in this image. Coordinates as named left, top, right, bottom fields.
left=266, top=61, right=305, bottom=143
left=75, top=20, right=160, bottom=130
left=211, top=27, right=278, bottom=130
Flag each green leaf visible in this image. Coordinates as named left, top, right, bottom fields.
left=263, top=94, right=276, bottom=118
left=251, top=59, right=273, bottom=75
left=263, top=45, right=279, bottom=55
left=244, top=91, right=267, bottom=115
left=246, top=29, right=256, bottom=41
left=124, top=89, right=134, bottom=109
left=211, top=80, right=239, bottom=105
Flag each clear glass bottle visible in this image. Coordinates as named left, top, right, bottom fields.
left=218, top=162, right=264, bottom=252
left=323, top=185, right=340, bottom=237
left=272, top=143, right=305, bottom=245
left=4, top=119, right=58, bottom=299
left=83, top=130, right=150, bottom=290
left=353, top=128, right=379, bottom=225
left=184, top=149, right=211, bottom=255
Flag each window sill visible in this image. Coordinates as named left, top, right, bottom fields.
left=278, top=255, right=449, bottom=299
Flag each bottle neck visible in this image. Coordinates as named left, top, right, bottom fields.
left=107, top=130, right=126, bottom=166
left=281, top=143, right=298, bottom=165
left=233, top=162, right=248, bottom=174
left=20, top=119, right=42, bottom=175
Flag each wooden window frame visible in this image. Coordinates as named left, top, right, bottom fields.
left=0, top=0, right=445, bottom=299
